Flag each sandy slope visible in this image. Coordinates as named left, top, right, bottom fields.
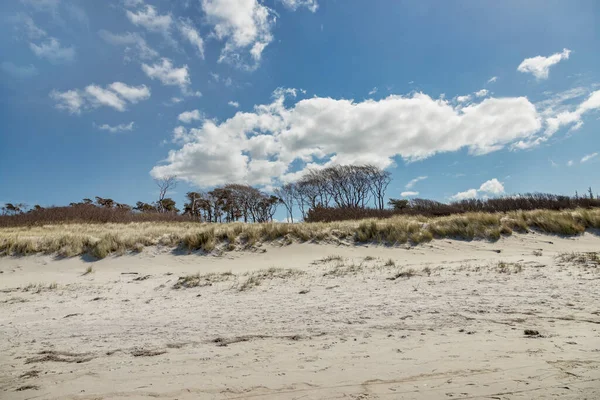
left=1, top=233, right=600, bottom=399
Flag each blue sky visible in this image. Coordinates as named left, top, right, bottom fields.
left=1, top=0, right=600, bottom=217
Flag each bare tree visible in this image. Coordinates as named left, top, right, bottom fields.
left=274, top=183, right=296, bottom=223
left=155, top=176, right=177, bottom=213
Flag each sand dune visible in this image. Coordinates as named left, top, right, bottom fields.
left=1, top=233, right=600, bottom=399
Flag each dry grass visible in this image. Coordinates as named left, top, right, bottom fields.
left=173, top=271, right=235, bottom=289
left=237, top=268, right=305, bottom=291
left=495, top=261, right=524, bottom=274
left=22, top=282, right=58, bottom=293
left=557, top=252, right=600, bottom=269
left=1, top=208, right=600, bottom=259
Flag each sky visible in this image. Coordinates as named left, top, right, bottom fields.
left=1, top=0, right=600, bottom=218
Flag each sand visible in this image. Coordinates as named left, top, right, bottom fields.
left=1, top=233, right=600, bottom=399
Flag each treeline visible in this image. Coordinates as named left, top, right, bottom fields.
left=2, top=163, right=600, bottom=226
left=305, top=192, right=600, bottom=222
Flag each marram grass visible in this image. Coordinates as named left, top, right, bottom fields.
left=1, top=208, right=599, bottom=259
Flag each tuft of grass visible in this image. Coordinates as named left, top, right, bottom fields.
left=173, top=271, right=234, bottom=289
left=22, top=282, right=58, bottom=293
left=384, top=258, right=395, bottom=267
left=82, top=266, right=93, bottom=276
left=495, top=261, right=524, bottom=274
left=388, top=268, right=416, bottom=280
left=238, top=268, right=304, bottom=291
left=320, top=255, right=344, bottom=263
left=323, top=262, right=364, bottom=277
left=557, top=252, right=600, bottom=268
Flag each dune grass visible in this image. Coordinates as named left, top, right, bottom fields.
left=1, top=208, right=600, bottom=259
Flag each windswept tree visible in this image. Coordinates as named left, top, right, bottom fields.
left=133, top=201, right=156, bottom=213
left=158, top=198, right=179, bottom=213
left=275, top=164, right=392, bottom=219
left=155, top=176, right=177, bottom=213
left=95, top=197, right=115, bottom=208
left=274, top=183, right=296, bottom=223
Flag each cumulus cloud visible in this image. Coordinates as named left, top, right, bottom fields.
left=178, top=109, right=203, bottom=123
left=451, top=188, right=478, bottom=200
left=201, top=0, right=275, bottom=69
left=456, top=95, right=471, bottom=103
left=451, top=178, right=504, bottom=200
left=1, top=62, right=38, bottom=78
left=487, top=76, right=497, bottom=84
left=142, top=58, right=190, bottom=89
left=50, top=82, right=151, bottom=114
left=95, top=121, right=135, bottom=133
left=581, top=152, right=598, bottom=163
left=517, top=48, right=571, bottom=80
left=228, top=101, right=240, bottom=108
left=98, top=30, right=158, bottom=61
left=401, top=191, right=419, bottom=197
left=178, top=18, right=204, bottom=58
left=405, top=176, right=427, bottom=189
left=30, top=37, right=75, bottom=64
left=279, top=0, right=318, bottom=12
left=478, top=178, right=504, bottom=194
left=151, top=89, right=542, bottom=187
left=474, top=89, right=489, bottom=98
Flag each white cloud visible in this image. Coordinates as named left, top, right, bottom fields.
left=567, top=160, right=573, bottom=167
left=400, top=191, right=419, bottom=197
left=50, top=89, right=84, bottom=114
left=151, top=89, right=542, bottom=187
left=30, top=37, right=75, bottom=64
left=536, top=86, right=589, bottom=117
left=95, top=121, right=135, bottom=133
left=405, top=176, right=427, bottom=189
left=474, top=89, right=489, bottom=98
left=451, top=178, right=504, bottom=201
left=142, top=58, right=190, bottom=89
left=368, top=87, right=378, bottom=96
left=178, top=19, right=204, bottom=58
left=451, top=188, right=478, bottom=201
left=279, top=0, right=318, bottom=12
left=517, top=48, right=571, bottom=80
left=478, top=178, right=504, bottom=195
left=201, top=0, right=275, bottom=69
left=126, top=5, right=172, bottom=33
left=85, top=85, right=127, bottom=111
left=98, top=30, right=158, bottom=61
left=543, top=90, right=600, bottom=136
left=178, top=109, right=203, bottom=123
left=581, top=152, right=598, bottom=163
left=456, top=95, right=471, bottom=103
left=487, top=76, right=497, bottom=84
left=50, top=82, right=151, bottom=114
left=228, top=101, right=240, bottom=108
left=108, top=82, right=151, bottom=103
left=1, top=62, right=38, bottom=78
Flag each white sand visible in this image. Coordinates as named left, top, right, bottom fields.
left=1, top=233, right=600, bottom=399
